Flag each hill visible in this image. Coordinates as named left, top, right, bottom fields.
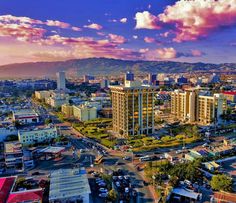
left=0, top=58, right=235, bottom=78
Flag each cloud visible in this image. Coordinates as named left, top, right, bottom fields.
left=133, top=35, right=138, bottom=39
left=190, top=49, right=205, bottom=57
left=155, top=47, right=177, bottom=59
left=72, top=26, right=82, bottom=31
left=108, top=34, right=127, bottom=44
left=0, top=22, right=46, bottom=42
left=135, top=11, right=160, bottom=29
left=84, top=23, right=103, bottom=30
left=46, top=20, right=70, bottom=28
left=135, top=0, right=236, bottom=42
left=144, top=37, right=155, bottom=43
left=120, top=18, right=127, bottom=23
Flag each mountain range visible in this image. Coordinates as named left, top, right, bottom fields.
left=0, top=58, right=235, bottom=78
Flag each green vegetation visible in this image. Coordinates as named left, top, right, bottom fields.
left=5, top=134, right=18, bottom=141
left=107, top=189, right=118, bottom=201
left=210, top=174, right=233, bottom=192
left=74, top=118, right=116, bottom=148
left=129, top=134, right=200, bottom=152
left=145, top=159, right=202, bottom=184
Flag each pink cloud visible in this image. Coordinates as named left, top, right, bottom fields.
left=144, top=37, right=155, bottom=43
left=0, top=22, right=46, bottom=42
left=71, top=26, right=82, bottom=31
left=108, top=34, right=127, bottom=44
left=84, top=23, right=103, bottom=30
left=135, top=0, right=236, bottom=42
left=135, top=11, right=160, bottom=29
left=191, top=49, right=204, bottom=57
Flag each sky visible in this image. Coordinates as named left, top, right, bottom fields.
left=0, top=0, right=236, bottom=65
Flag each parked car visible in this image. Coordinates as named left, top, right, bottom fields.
left=99, top=192, right=108, bottom=198
left=99, top=188, right=108, bottom=193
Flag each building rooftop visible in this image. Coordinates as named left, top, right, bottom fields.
left=49, top=168, right=91, bottom=201
left=39, top=146, right=65, bottom=154
left=13, top=109, right=38, bottom=118
left=0, top=177, right=15, bottom=203
left=7, top=190, right=43, bottom=203
left=223, top=91, right=236, bottom=95
left=4, top=142, right=22, bottom=154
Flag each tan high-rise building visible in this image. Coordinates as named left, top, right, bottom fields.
left=110, top=80, right=157, bottom=136
left=171, top=89, right=225, bottom=125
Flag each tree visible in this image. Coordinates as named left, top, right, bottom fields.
left=45, top=118, right=52, bottom=125
left=107, top=189, right=117, bottom=201
left=211, top=174, right=233, bottom=192
left=5, top=134, right=18, bottom=141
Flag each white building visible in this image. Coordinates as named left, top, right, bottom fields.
left=12, top=109, right=39, bottom=125
left=45, top=91, right=69, bottom=108
left=73, top=105, right=97, bottom=122
left=56, top=71, right=66, bottom=90
left=18, top=126, right=58, bottom=146
left=49, top=168, right=91, bottom=203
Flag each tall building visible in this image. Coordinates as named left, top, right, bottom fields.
left=171, top=89, right=225, bottom=125
left=110, top=80, right=157, bottom=136
left=125, top=71, right=134, bottom=81
left=148, top=73, right=157, bottom=85
left=56, top=71, right=66, bottom=90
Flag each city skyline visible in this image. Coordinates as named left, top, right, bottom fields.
left=0, top=0, right=236, bottom=66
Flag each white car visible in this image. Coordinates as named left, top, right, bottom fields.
left=124, top=175, right=130, bottom=180
left=99, top=188, right=108, bottom=193
left=118, top=176, right=123, bottom=180
left=125, top=187, right=129, bottom=193
left=115, top=181, right=121, bottom=187
left=99, top=192, right=108, bottom=198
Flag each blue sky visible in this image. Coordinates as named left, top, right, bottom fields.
left=0, top=0, right=236, bottom=65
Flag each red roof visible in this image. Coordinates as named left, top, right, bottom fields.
left=7, top=190, right=43, bottom=203
left=214, top=192, right=236, bottom=203
left=223, top=91, right=236, bottom=96
left=0, top=177, right=15, bottom=203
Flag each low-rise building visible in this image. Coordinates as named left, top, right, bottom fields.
left=12, top=109, right=39, bottom=125
left=35, top=90, right=51, bottom=101
left=0, top=176, right=43, bottom=203
left=4, top=142, right=24, bottom=172
left=61, top=104, right=74, bottom=117
left=223, top=91, right=236, bottom=102
left=73, top=104, right=97, bottom=121
left=49, top=168, right=91, bottom=203
left=18, top=126, right=58, bottom=146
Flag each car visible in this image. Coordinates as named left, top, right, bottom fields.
left=132, top=189, right=137, bottom=197
left=115, top=181, right=121, bottom=187
left=99, top=192, right=108, bottom=198
left=92, top=172, right=99, bottom=177
left=124, top=175, right=130, bottom=180
left=96, top=180, right=105, bottom=184
left=125, top=187, right=129, bottom=193
left=123, top=156, right=131, bottom=160
left=113, top=176, right=118, bottom=180
left=118, top=176, right=123, bottom=180
left=32, top=171, right=40, bottom=176
left=99, top=188, right=108, bottom=193
left=143, top=181, right=148, bottom=186
left=98, top=182, right=106, bottom=187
